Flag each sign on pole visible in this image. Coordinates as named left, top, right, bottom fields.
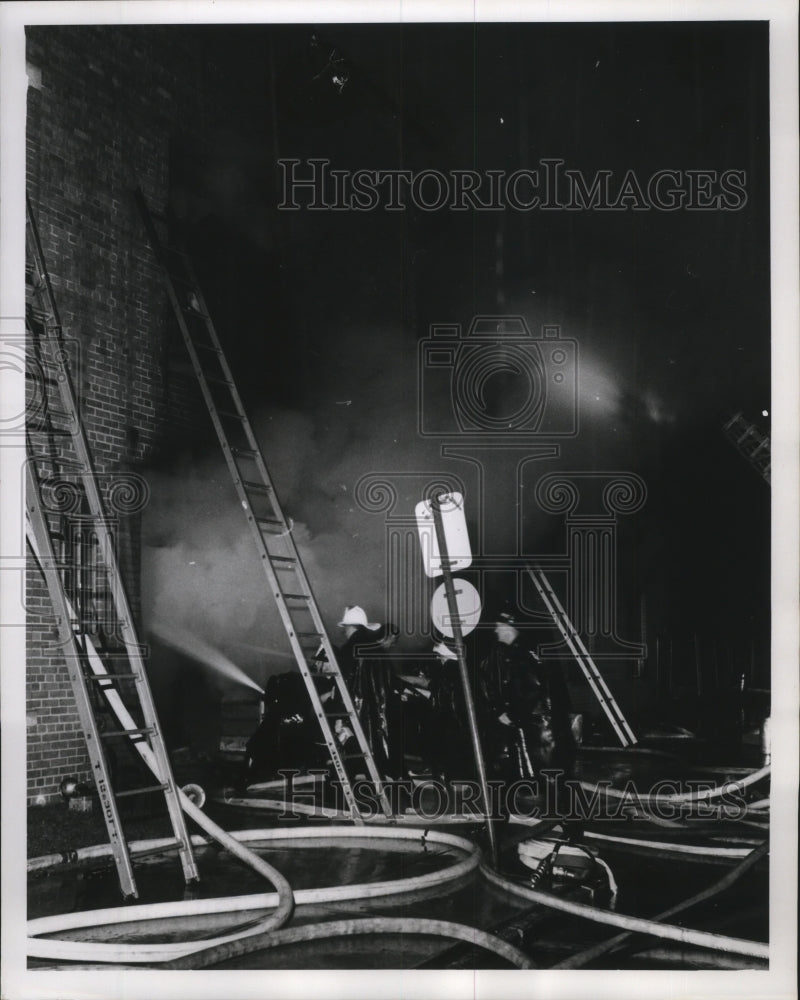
left=430, top=578, right=482, bottom=637
left=414, top=492, right=472, bottom=578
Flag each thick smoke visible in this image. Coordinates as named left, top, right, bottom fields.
left=139, top=307, right=667, bottom=697
left=141, top=322, right=448, bottom=691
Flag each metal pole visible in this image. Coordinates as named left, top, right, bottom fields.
left=655, top=636, right=661, bottom=696
left=694, top=634, right=703, bottom=698
left=430, top=497, right=498, bottom=867
left=668, top=636, right=674, bottom=699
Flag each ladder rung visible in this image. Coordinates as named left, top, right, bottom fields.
left=100, top=727, right=153, bottom=739
left=28, top=422, right=71, bottom=436
left=242, top=481, right=272, bottom=495
left=232, top=447, right=259, bottom=459
left=27, top=454, right=86, bottom=470
left=339, top=752, right=366, bottom=761
left=115, top=783, right=169, bottom=799
left=205, top=375, right=235, bottom=388
left=182, top=305, right=209, bottom=318
left=29, top=356, right=62, bottom=372
left=271, top=556, right=297, bottom=567
left=130, top=837, right=184, bottom=860
left=217, top=410, right=243, bottom=421
left=25, top=371, right=60, bottom=388
left=30, top=358, right=64, bottom=376
left=193, top=341, right=222, bottom=353
left=324, top=710, right=351, bottom=719
left=282, top=593, right=310, bottom=602
left=89, top=672, right=140, bottom=682
left=256, top=516, right=284, bottom=529
left=168, top=271, right=195, bottom=288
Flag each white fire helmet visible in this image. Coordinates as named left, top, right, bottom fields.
left=337, top=605, right=381, bottom=631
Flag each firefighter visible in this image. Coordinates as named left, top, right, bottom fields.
left=241, top=670, right=325, bottom=788
left=428, top=639, right=475, bottom=787
left=338, top=606, right=405, bottom=782
left=478, top=611, right=577, bottom=828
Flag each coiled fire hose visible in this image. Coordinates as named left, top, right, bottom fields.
left=481, top=849, right=768, bottom=960
left=28, top=827, right=513, bottom=965
left=26, top=573, right=768, bottom=967
left=24, top=587, right=525, bottom=968
left=576, top=763, right=770, bottom=805
left=161, top=917, right=533, bottom=970
left=552, top=839, right=769, bottom=968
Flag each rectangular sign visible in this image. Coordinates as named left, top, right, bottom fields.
left=414, top=492, right=472, bottom=578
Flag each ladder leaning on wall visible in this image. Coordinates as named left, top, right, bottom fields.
left=723, top=412, right=771, bottom=484
left=24, top=197, right=199, bottom=899
left=135, top=189, right=394, bottom=823
left=526, top=563, right=637, bottom=748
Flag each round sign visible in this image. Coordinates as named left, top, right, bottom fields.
left=430, top=579, right=482, bottom=638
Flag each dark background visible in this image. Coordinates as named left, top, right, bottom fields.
left=140, top=21, right=770, bottom=706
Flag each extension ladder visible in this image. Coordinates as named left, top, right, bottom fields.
left=135, top=189, right=393, bottom=822
left=526, top=564, right=637, bottom=747
left=723, top=412, right=771, bottom=484
left=25, top=198, right=199, bottom=898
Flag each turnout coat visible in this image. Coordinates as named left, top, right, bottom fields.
left=478, top=638, right=574, bottom=782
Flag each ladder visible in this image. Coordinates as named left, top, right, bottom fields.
left=25, top=197, right=200, bottom=898
left=526, top=564, right=637, bottom=747
left=135, top=189, right=393, bottom=822
left=723, top=412, right=771, bottom=484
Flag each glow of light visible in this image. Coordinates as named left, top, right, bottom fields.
left=578, top=354, right=620, bottom=417
left=149, top=619, right=265, bottom=694
left=762, top=409, right=769, bottom=417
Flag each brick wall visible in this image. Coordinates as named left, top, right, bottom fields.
left=25, top=26, right=219, bottom=803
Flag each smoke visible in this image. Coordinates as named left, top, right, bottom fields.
left=140, top=445, right=391, bottom=687
left=140, top=314, right=673, bottom=689
left=141, top=322, right=446, bottom=685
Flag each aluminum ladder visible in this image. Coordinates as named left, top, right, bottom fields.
left=526, top=564, right=637, bottom=747
left=135, top=189, right=393, bottom=822
left=25, top=197, right=200, bottom=898
left=723, top=412, right=771, bottom=484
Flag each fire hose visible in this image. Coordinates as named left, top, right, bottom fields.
left=25, top=541, right=769, bottom=968
left=28, top=827, right=513, bottom=965
left=24, top=562, right=525, bottom=969
left=481, top=851, right=768, bottom=960
left=552, top=839, right=769, bottom=968
left=576, top=764, right=770, bottom=804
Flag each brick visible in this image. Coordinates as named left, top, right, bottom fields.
left=25, top=25, right=221, bottom=799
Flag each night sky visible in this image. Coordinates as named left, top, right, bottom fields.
left=140, top=20, right=771, bottom=694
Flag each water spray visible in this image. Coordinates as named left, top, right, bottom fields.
left=149, top=620, right=265, bottom=695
